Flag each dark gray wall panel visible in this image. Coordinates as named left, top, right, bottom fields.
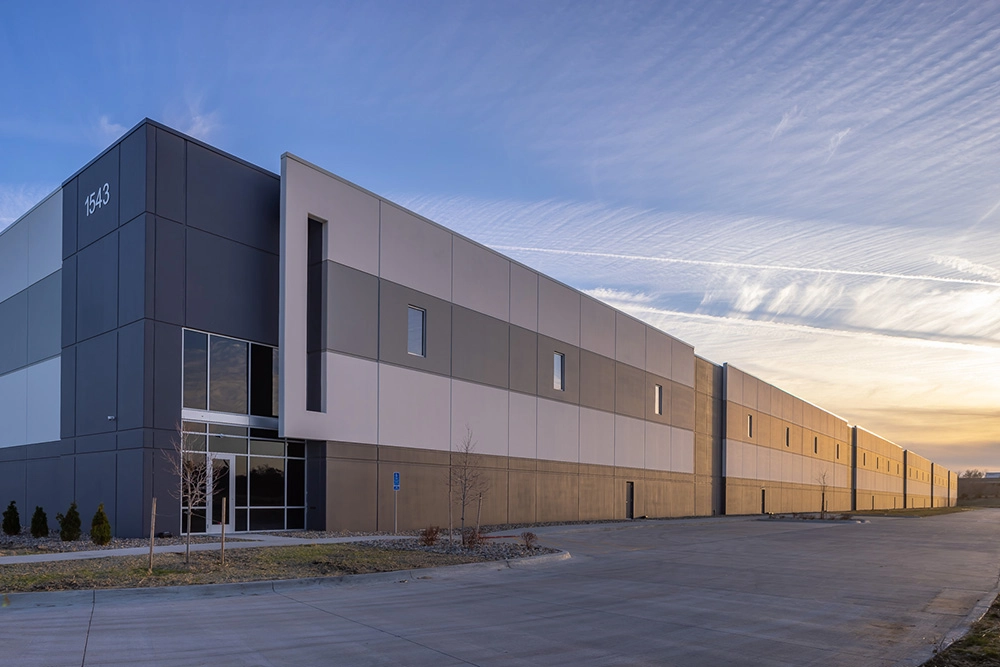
left=324, top=261, right=378, bottom=360
left=509, top=326, right=537, bottom=395
left=155, top=129, right=186, bottom=224
left=76, top=232, right=119, bottom=341
left=0, top=290, right=28, bottom=374
left=615, top=362, right=645, bottom=419
left=116, top=448, right=145, bottom=537
left=152, top=322, right=181, bottom=431
left=580, top=350, right=615, bottom=413
left=154, top=218, right=185, bottom=325
left=116, top=428, right=145, bottom=450
left=76, top=432, right=116, bottom=453
left=76, top=451, right=118, bottom=531
left=378, top=280, right=451, bottom=376
left=119, top=124, right=153, bottom=224
left=537, top=334, right=579, bottom=404
left=150, top=432, right=181, bottom=534
left=0, top=444, right=26, bottom=462
left=452, top=305, right=509, bottom=389
left=62, top=178, right=78, bottom=260
left=187, top=143, right=280, bottom=252
left=0, top=460, right=26, bottom=512
left=61, top=254, right=77, bottom=347
left=117, top=321, right=145, bottom=431
left=61, top=347, right=76, bottom=438
left=27, top=270, right=61, bottom=364
left=305, top=442, right=327, bottom=530
left=118, top=216, right=146, bottom=327
left=26, top=456, right=74, bottom=521
left=76, top=145, right=120, bottom=250
left=26, top=440, right=75, bottom=458
left=186, top=228, right=279, bottom=344
left=75, top=331, right=117, bottom=436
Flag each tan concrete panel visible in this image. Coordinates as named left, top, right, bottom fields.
left=580, top=296, right=615, bottom=358
left=536, top=472, right=580, bottom=522
left=580, top=349, right=616, bottom=413
left=507, top=470, right=536, bottom=523
left=537, top=276, right=580, bottom=346
left=508, top=392, right=537, bottom=459
left=614, top=414, right=645, bottom=469
left=536, top=398, right=580, bottom=463
left=376, top=462, right=450, bottom=531
left=325, top=441, right=378, bottom=460
left=378, top=365, right=450, bottom=451
left=537, top=459, right=580, bottom=475
left=725, top=439, right=742, bottom=478
left=580, top=407, right=615, bottom=466
left=742, top=374, right=758, bottom=410
left=671, top=383, right=695, bottom=431
left=451, top=306, right=509, bottom=389
left=452, top=236, right=510, bottom=322
left=614, top=312, right=645, bottom=368
left=579, top=475, right=616, bottom=520
left=378, top=445, right=450, bottom=466
left=694, top=433, right=713, bottom=477
left=615, top=362, right=646, bottom=419
left=451, top=380, right=509, bottom=457
left=325, top=458, right=377, bottom=531
left=509, top=325, right=538, bottom=395
left=509, top=264, right=538, bottom=331
left=379, top=202, right=452, bottom=301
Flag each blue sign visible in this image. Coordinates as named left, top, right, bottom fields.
left=393, top=472, right=400, bottom=491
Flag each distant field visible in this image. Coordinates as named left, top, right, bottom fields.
left=958, top=497, right=1000, bottom=508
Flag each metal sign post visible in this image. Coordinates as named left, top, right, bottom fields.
left=393, top=472, right=400, bottom=534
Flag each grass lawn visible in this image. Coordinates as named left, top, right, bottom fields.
left=0, top=543, right=487, bottom=593
left=850, top=507, right=972, bottom=518
left=923, top=594, right=1000, bottom=666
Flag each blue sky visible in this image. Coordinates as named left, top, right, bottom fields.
left=2, top=1, right=998, bottom=471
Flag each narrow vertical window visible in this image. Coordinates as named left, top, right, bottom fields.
left=863, top=452, right=867, bottom=466
left=785, top=427, right=790, bottom=447
left=836, top=443, right=840, bottom=460
left=407, top=306, right=426, bottom=356
left=553, top=352, right=565, bottom=391
left=654, top=384, right=663, bottom=415
left=813, top=436, right=818, bottom=454
left=747, top=414, right=753, bottom=438
left=210, top=336, right=249, bottom=415
left=306, top=218, right=324, bottom=412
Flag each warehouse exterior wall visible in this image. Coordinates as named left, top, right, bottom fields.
left=905, top=451, right=932, bottom=509
left=853, top=427, right=905, bottom=511
left=723, top=364, right=853, bottom=515
left=931, top=463, right=951, bottom=508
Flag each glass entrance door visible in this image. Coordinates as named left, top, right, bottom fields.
left=207, top=454, right=236, bottom=534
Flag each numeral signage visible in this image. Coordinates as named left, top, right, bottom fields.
left=83, top=183, right=111, bottom=216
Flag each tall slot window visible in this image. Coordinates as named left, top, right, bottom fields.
left=785, top=427, right=790, bottom=447
left=836, top=443, right=840, bottom=459
left=813, top=436, right=818, bottom=454
left=407, top=306, right=426, bottom=357
left=183, top=330, right=208, bottom=410
left=654, top=384, right=663, bottom=415
left=747, top=414, right=753, bottom=438
left=553, top=352, right=565, bottom=391
left=210, top=337, right=248, bottom=414
left=306, top=218, right=324, bottom=412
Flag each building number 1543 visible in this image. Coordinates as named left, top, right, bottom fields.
left=84, top=183, right=110, bottom=216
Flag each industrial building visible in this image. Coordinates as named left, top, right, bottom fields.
left=0, top=120, right=957, bottom=537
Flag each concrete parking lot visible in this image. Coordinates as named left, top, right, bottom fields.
left=3, top=510, right=1000, bottom=666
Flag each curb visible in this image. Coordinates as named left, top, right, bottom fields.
left=0, top=550, right=571, bottom=609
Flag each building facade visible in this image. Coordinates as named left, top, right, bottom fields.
left=0, top=120, right=955, bottom=536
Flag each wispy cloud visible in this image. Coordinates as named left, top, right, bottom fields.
left=166, top=98, right=220, bottom=141
left=0, top=184, right=56, bottom=233
left=96, top=115, right=127, bottom=143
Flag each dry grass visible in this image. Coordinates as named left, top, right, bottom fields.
left=923, top=594, right=1000, bottom=666
left=0, top=543, right=486, bottom=593
left=851, top=507, right=972, bottom=518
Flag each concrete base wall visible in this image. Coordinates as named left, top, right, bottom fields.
left=854, top=491, right=904, bottom=511
left=314, top=441, right=705, bottom=532
left=724, top=476, right=852, bottom=515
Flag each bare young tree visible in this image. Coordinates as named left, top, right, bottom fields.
left=163, top=423, right=214, bottom=564
left=962, top=469, right=985, bottom=478
left=816, top=470, right=829, bottom=518
left=450, top=426, right=490, bottom=546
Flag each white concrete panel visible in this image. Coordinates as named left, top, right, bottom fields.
left=645, top=328, right=672, bottom=378
left=324, top=353, right=378, bottom=444
left=0, top=368, right=27, bottom=447
left=757, top=444, right=771, bottom=481
left=644, top=421, right=671, bottom=472
left=378, top=364, right=451, bottom=451
left=726, top=366, right=743, bottom=405
left=614, top=414, right=645, bottom=469
left=537, top=398, right=579, bottom=463
left=615, top=314, right=645, bottom=368
left=579, top=407, right=614, bottom=466
left=725, top=439, right=741, bottom=478
left=580, top=297, right=615, bottom=358
left=25, top=357, right=60, bottom=445
left=452, top=237, right=509, bottom=322
left=451, top=379, right=509, bottom=457
left=27, top=190, right=62, bottom=285
left=671, top=427, right=694, bottom=474
left=672, top=338, right=695, bottom=387
left=742, top=441, right=757, bottom=480
left=0, top=217, right=29, bottom=304
left=380, top=202, right=452, bottom=301
left=509, top=264, right=538, bottom=331
left=537, top=277, right=580, bottom=346
left=508, top=392, right=537, bottom=459
left=742, top=374, right=758, bottom=410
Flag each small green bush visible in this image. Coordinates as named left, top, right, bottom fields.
left=30, top=506, right=49, bottom=538
left=90, top=503, right=112, bottom=546
left=2, top=500, right=20, bottom=536
left=56, top=502, right=82, bottom=542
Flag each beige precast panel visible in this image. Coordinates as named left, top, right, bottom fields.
left=279, top=155, right=380, bottom=439
left=509, top=264, right=538, bottom=331
left=614, top=414, right=645, bottom=469
left=671, top=426, right=695, bottom=474
left=450, top=379, right=509, bottom=457
left=645, top=328, right=672, bottom=379
left=452, top=236, right=509, bottom=322
left=724, top=364, right=743, bottom=405
left=537, top=276, right=580, bottom=347
left=536, top=397, right=580, bottom=463
left=672, top=338, right=695, bottom=387
left=380, top=202, right=452, bottom=302
left=323, top=352, right=378, bottom=443
left=724, top=439, right=741, bottom=477
left=580, top=296, right=615, bottom=358
left=580, top=407, right=615, bottom=466
left=508, top=392, right=537, bottom=459
left=377, top=364, right=451, bottom=451
left=614, top=312, right=645, bottom=368
left=643, top=420, right=671, bottom=472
